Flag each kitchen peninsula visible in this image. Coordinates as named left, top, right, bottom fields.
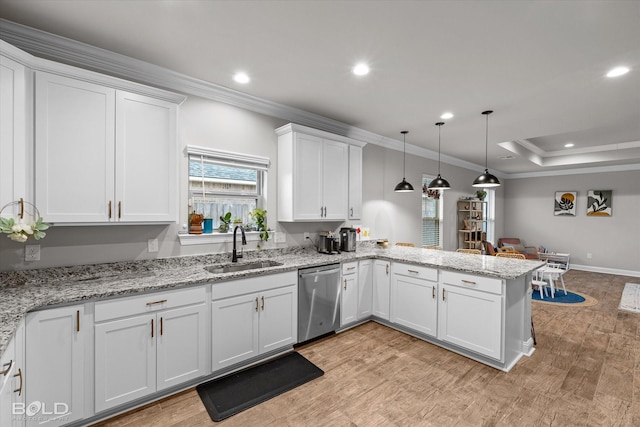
left=0, top=244, right=543, bottom=426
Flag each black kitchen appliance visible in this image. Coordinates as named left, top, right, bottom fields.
left=339, top=227, right=357, bottom=252
left=318, top=232, right=340, bottom=254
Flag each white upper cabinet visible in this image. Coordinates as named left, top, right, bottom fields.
left=35, top=72, right=116, bottom=223
left=0, top=43, right=31, bottom=218
left=348, top=145, right=362, bottom=220
left=276, top=123, right=365, bottom=222
left=34, top=66, right=182, bottom=224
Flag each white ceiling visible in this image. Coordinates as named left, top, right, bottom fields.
left=1, top=0, right=639, bottom=176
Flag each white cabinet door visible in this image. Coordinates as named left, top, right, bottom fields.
left=357, top=260, right=373, bottom=319
left=156, top=303, right=208, bottom=391
left=372, top=260, right=391, bottom=320
left=35, top=71, right=115, bottom=223
left=26, top=306, right=85, bottom=426
left=348, top=145, right=362, bottom=220
left=0, top=52, right=30, bottom=216
left=438, top=284, right=503, bottom=360
left=0, top=335, right=16, bottom=427
left=258, top=285, right=297, bottom=354
left=322, top=139, right=348, bottom=220
left=292, top=133, right=324, bottom=220
left=391, top=274, right=438, bottom=337
left=115, top=91, right=177, bottom=222
left=211, top=294, right=259, bottom=371
left=340, top=273, right=358, bottom=326
left=94, top=313, right=156, bottom=412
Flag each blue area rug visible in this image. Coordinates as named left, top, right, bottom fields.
left=532, top=290, right=585, bottom=304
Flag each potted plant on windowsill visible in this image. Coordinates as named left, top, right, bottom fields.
left=250, top=208, right=269, bottom=248
left=218, top=212, right=231, bottom=233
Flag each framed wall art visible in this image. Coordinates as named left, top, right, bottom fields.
left=587, top=190, right=612, bottom=216
left=554, top=191, right=576, bottom=216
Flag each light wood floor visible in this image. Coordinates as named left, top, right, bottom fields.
left=93, top=270, right=639, bottom=426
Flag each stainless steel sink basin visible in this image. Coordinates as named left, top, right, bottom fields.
left=204, top=260, right=283, bottom=274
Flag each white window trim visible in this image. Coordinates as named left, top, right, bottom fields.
left=180, top=145, right=270, bottom=246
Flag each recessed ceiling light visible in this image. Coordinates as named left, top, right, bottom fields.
left=352, top=63, right=370, bottom=76
left=440, top=112, right=454, bottom=120
left=606, top=66, right=629, bottom=78
left=564, top=143, right=574, bottom=148
left=233, top=72, right=250, bottom=84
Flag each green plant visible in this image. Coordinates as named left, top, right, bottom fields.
left=0, top=216, right=50, bottom=242
left=250, top=208, right=269, bottom=245
left=218, top=212, right=231, bottom=233
left=475, top=190, right=487, bottom=200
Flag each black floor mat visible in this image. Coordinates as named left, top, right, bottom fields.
left=196, top=352, right=324, bottom=422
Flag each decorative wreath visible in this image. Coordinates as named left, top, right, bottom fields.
left=0, top=199, right=50, bottom=242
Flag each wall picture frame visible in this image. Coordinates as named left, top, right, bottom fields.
left=587, top=190, right=612, bottom=216
left=554, top=191, right=576, bottom=216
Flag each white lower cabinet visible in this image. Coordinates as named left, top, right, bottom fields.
left=372, top=260, right=391, bottom=320
left=340, top=262, right=358, bottom=326
left=25, top=306, right=86, bottom=426
left=390, top=263, right=438, bottom=337
left=211, top=272, right=297, bottom=372
left=438, top=271, right=504, bottom=360
left=357, top=260, right=373, bottom=319
left=1, top=322, right=24, bottom=427
left=94, top=286, right=207, bottom=413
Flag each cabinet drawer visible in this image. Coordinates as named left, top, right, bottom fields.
left=95, top=286, right=206, bottom=322
left=392, top=263, right=438, bottom=281
left=440, top=271, right=503, bottom=295
left=342, top=262, right=358, bottom=275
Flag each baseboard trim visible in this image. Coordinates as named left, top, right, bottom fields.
left=571, top=264, right=640, bottom=278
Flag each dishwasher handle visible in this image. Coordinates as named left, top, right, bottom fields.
left=299, top=268, right=340, bottom=279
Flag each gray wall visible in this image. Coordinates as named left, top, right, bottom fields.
left=503, top=170, right=640, bottom=273
left=359, top=144, right=504, bottom=250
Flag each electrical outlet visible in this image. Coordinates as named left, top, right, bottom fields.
left=25, top=245, right=40, bottom=261
left=148, top=239, right=159, bottom=253
left=304, top=232, right=310, bottom=240
left=587, top=253, right=592, bottom=259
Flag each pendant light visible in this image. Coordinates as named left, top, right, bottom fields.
left=394, top=131, right=414, bottom=192
left=473, top=110, right=501, bottom=188
left=427, top=122, right=451, bottom=190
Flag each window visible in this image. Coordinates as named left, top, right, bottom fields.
left=485, top=189, right=495, bottom=244
left=421, top=176, right=443, bottom=247
left=187, top=146, right=269, bottom=229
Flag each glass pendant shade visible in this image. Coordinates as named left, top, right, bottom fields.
left=473, top=110, right=501, bottom=188
left=394, top=131, right=414, bottom=192
left=427, top=122, right=451, bottom=190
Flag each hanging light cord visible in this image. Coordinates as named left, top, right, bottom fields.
left=485, top=112, right=489, bottom=169
left=437, top=124, right=442, bottom=175
left=402, top=131, right=408, bottom=179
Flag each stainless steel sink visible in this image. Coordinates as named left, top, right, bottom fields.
left=204, top=260, right=283, bottom=274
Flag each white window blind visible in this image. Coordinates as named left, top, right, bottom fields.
left=187, top=145, right=269, bottom=226
left=421, top=176, right=443, bottom=247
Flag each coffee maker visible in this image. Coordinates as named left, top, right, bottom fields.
left=340, top=227, right=357, bottom=252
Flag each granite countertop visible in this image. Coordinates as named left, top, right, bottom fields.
left=0, top=243, right=544, bottom=356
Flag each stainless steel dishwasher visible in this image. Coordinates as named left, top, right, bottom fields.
left=298, top=264, right=341, bottom=343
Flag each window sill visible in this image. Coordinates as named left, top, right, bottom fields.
left=178, top=231, right=262, bottom=246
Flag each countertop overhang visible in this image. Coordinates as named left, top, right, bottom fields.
left=0, top=244, right=544, bottom=355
